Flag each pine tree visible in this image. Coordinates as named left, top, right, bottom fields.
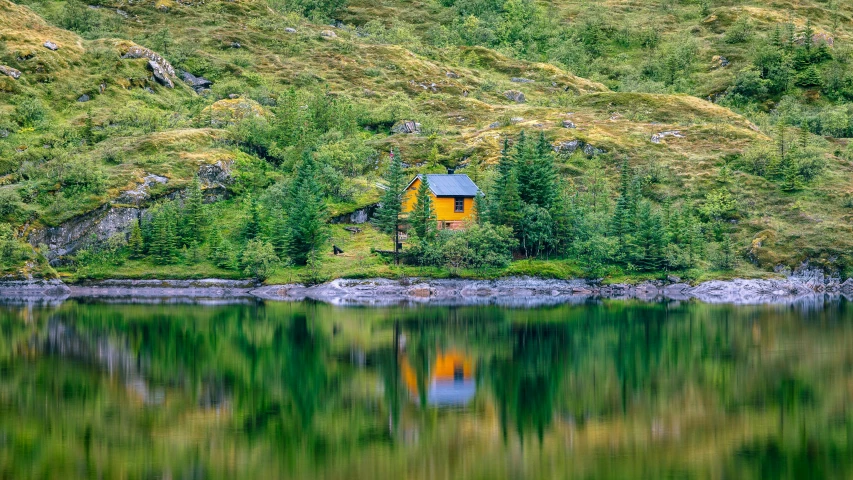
left=409, top=175, right=437, bottom=242
left=485, top=138, right=516, bottom=225
left=374, top=149, right=407, bottom=236
left=529, top=131, right=557, bottom=209
left=611, top=158, right=633, bottom=241
left=181, top=177, right=206, bottom=246
left=150, top=204, right=178, bottom=265
left=243, top=196, right=263, bottom=240
left=128, top=220, right=144, bottom=259
left=498, top=169, right=523, bottom=232
left=634, top=201, right=665, bottom=272
left=284, top=151, right=329, bottom=265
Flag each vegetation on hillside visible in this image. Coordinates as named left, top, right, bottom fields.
left=1, top=0, right=853, bottom=282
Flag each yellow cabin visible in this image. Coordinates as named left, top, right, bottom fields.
left=402, top=174, right=480, bottom=230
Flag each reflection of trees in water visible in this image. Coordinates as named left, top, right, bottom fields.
left=1, top=300, right=852, bottom=478
left=487, top=323, right=569, bottom=446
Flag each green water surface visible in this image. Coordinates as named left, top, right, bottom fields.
left=1, top=298, right=852, bottom=479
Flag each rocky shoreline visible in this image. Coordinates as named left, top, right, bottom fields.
left=1, top=275, right=852, bottom=307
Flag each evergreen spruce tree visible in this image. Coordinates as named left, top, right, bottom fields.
left=498, top=169, right=523, bottom=232
left=486, top=138, right=516, bottom=225
left=611, top=158, right=633, bottom=241
left=409, top=175, right=437, bottom=242
left=181, top=177, right=206, bottom=246
left=374, top=149, right=407, bottom=236
left=150, top=204, right=178, bottom=265
left=634, top=201, right=665, bottom=271
left=284, top=151, right=329, bottom=265
left=128, top=220, right=144, bottom=259
left=209, top=230, right=234, bottom=270
left=513, top=131, right=540, bottom=206
left=529, top=131, right=557, bottom=209
left=243, top=196, right=263, bottom=240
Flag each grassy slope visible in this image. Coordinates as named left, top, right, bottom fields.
left=1, top=0, right=852, bottom=280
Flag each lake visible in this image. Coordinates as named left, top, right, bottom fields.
left=1, top=298, right=851, bottom=479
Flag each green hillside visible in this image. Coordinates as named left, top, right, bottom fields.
left=1, top=0, right=852, bottom=282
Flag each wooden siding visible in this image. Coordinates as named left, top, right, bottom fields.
left=402, top=178, right=475, bottom=222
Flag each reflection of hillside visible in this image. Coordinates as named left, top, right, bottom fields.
left=0, top=300, right=851, bottom=478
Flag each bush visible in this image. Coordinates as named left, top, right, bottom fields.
left=0, top=223, right=31, bottom=270
left=13, top=97, right=47, bottom=128
left=737, top=144, right=779, bottom=178
left=59, top=158, right=106, bottom=195
left=436, top=222, right=518, bottom=272
left=725, top=68, right=770, bottom=103
left=59, top=0, right=96, bottom=34
left=724, top=16, right=753, bottom=44
left=0, top=189, right=22, bottom=220
left=242, top=239, right=279, bottom=280
left=700, top=188, right=738, bottom=220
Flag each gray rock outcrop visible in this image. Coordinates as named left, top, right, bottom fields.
left=504, top=90, right=526, bottom=103
left=43, top=41, right=59, bottom=51
left=181, top=71, right=213, bottom=93
left=122, top=45, right=176, bottom=88
left=651, top=131, right=684, bottom=143
left=0, top=65, right=21, bottom=79
left=553, top=139, right=605, bottom=156
left=391, top=120, right=421, bottom=134
left=147, top=60, right=174, bottom=88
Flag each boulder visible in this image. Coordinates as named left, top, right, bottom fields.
left=147, top=59, right=174, bottom=88
left=504, top=90, right=526, bottom=103
left=0, top=65, right=21, bottom=79
left=115, top=174, right=169, bottom=205
left=445, top=71, right=459, bottom=78
left=284, top=27, right=297, bottom=33
left=320, top=30, right=337, bottom=38
left=391, top=120, right=421, bottom=134
left=553, top=139, right=605, bottom=156
left=116, top=8, right=129, bottom=18
left=181, top=71, right=213, bottom=93
left=77, top=94, right=90, bottom=102
left=122, top=46, right=176, bottom=76
left=43, top=41, right=59, bottom=51
left=230, top=41, right=241, bottom=48
left=650, top=130, right=684, bottom=143
left=489, top=121, right=500, bottom=129
left=511, top=77, right=533, bottom=83
left=711, top=55, right=729, bottom=68
left=562, top=119, right=576, bottom=128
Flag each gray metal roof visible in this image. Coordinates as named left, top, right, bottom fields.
left=409, top=174, right=480, bottom=197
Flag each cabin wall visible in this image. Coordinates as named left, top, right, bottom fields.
left=402, top=179, right=475, bottom=224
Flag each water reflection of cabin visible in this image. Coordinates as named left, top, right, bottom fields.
left=400, top=351, right=475, bottom=407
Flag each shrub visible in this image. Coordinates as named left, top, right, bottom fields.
left=59, top=0, right=95, bottom=34
left=13, top=97, right=47, bottom=128
left=700, top=188, right=738, bottom=220
left=737, top=144, right=779, bottom=178
left=0, top=189, right=22, bottom=220
left=724, top=16, right=753, bottom=44
left=242, top=239, right=278, bottom=280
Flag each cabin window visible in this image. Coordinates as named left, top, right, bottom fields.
left=454, top=197, right=464, bottom=213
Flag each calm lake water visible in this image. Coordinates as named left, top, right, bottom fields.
left=1, top=298, right=852, bottom=479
